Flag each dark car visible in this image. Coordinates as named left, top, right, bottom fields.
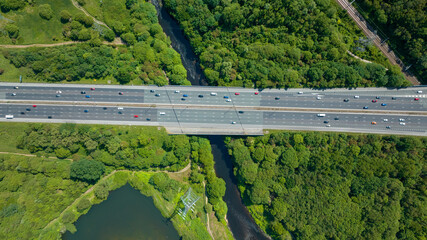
left=386, top=126, right=391, bottom=129
left=334, top=117, right=339, bottom=120
left=118, top=111, right=122, bottom=114
left=238, top=111, right=244, bottom=114
left=84, top=109, right=89, bottom=113
left=181, top=98, right=186, bottom=101
left=155, top=93, right=160, bottom=97
left=324, top=120, right=329, bottom=123
left=223, top=96, right=229, bottom=99
left=198, top=95, right=204, bottom=98
left=146, top=118, right=151, bottom=121
left=103, top=107, right=107, bottom=110
left=183, top=94, right=188, bottom=97
left=392, top=97, right=397, bottom=100
left=343, top=99, right=349, bottom=102
left=56, top=94, right=61, bottom=97
left=381, top=103, right=387, bottom=106
left=21, top=112, right=25, bottom=115
left=150, top=90, right=155, bottom=93
left=81, top=91, right=86, bottom=94
left=26, top=108, right=31, bottom=111
left=376, top=96, right=381, bottom=99
left=363, top=106, right=369, bottom=109
left=48, top=116, right=52, bottom=119
left=275, top=97, right=280, bottom=100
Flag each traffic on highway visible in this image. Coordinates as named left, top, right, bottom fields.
left=1, top=83, right=426, bottom=136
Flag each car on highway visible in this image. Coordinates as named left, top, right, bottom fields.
left=56, top=94, right=61, bottom=97
left=372, top=100, right=377, bottom=103
left=118, top=107, right=124, bottom=110
left=198, top=95, right=204, bottom=98
left=324, top=120, right=329, bottom=124
left=119, top=92, right=124, bottom=95
left=386, top=126, right=391, bottom=129
left=417, top=90, right=423, bottom=93
left=84, top=110, right=88, bottom=113
left=32, top=105, right=37, bottom=108
left=326, top=124, right=331, bottom=127
left=235, top=93, right=240, bottom=95
left=383, top=119, right=388, bottom=122
left=11, top=93, right=16, bottom=96
left=85, top=95, right=91, bottom=98
left=181, top=98, right=186, bottom=101
left=226, top=99, right=232, bottom=102
left=155, top=93, right=160, bottom=97
left=298, top=92, right=303, bottom=94
left=363, top=106, right=369, bottom=109
left=146, top=118, right=151, bottom=121
left=211, top=92, right=217, bottom=96
left=334, top=117, right=339, bottom=120
left=118, top=111, right=122, bottom=114
left=103, top=107, right=107, bottom=110
left=354, top=95, right=359, bottom=99
left=175, top=90, right=180, bottom=93
left=399, top=118, right=405, bottom=122
left=414, top=98, right=419, bottom=101
left=316, top=96, right=322, bottom=100
left=14, top=86, right=18, bottom=89
left=231, top=121, right=236, bottom=124
left=56, top=90, right=62, bottom=94
left=90, top=88, right=95, bottom=90
left=376, top=96, right=380, bottom=99
left=134, top=115, right=139, bottom=118
left=183, top=94, right=188, bottom=97
left=400, top=122, right=406, bottom=126
left=238, top=111, right=244, bottom=114
left=21, top=112, right=25, bottom=115
left=371, top=121, right=377, bottom=125
left=392, top=97, right=397, bottom=100
left=275, top=97, right=280, bottom=100
left=160, top=112, right=165, bottom=115
left=81, top=91, right=86, bottom=94
left=48, top=116, right=52, bottom=119
left=223, top=96, right=229, bottom=99
left=343, top=99, right=349, bottom=102
left=254, top=92, right=259, bottom=95
left=150, top=90, right=155, bottom=93
left=26, top=108, right=31, bottom=111
left=381, top=103, right=387, bottom=106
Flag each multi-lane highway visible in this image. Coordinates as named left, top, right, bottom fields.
left=1, top=83, right=426, bottom=136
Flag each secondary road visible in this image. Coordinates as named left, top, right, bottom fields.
left=1, top=83, right=426, bottom=136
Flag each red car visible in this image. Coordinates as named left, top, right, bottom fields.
left=235, top=93, right=240, bottom=95
left=119, top=92, right=124, bottom=95
left=372, top=100, right=377, bottom=103
left=90, top=88, right=95, bottom=90
left=414, top=98, right=419, bottom=101
left=32, top=105, right=37, bottom=107
left=134, top=115, right=139, bottom=118
left=254, top=92, right=259, bottom=95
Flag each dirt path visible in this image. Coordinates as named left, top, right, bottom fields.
left=70, top=0, right=110, bottom=30
left=203, top=181, right=215, bottom=240
left=335, top=0, right=420, bottom=85
left=0, top=41, right=79, bottom=48
left=0, top=151, right=72, bottom=161
left=347, top=50, right=373, bottom=64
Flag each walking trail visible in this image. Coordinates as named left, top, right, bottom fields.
left=0, top=151, right=72, bottom=161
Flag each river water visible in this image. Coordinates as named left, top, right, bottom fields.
left=63, top=184, right=179, bottom=240
left=151, top=0, right=207, bottom=86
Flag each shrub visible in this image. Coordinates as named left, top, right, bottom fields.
left=39, top=4, right=53, bottom=20
left=0, top=69, right=4, bottom=75
left=103, top=29, right=115, bottom=42
left=60, top=10, right=72, bottom=23
left=78, top=29, right=91, bottom=41
left=4, top=24, right=19, bottom=39
left=55, top=148, right=71, bottom=159
left=62, top=211, right=75, bottom=223
left=76, top=198, right=91, bottom=212
left=76, top=0, right=85, bottom=6
left=94, top=182, right=109, bottom=200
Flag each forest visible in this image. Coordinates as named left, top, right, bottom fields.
left=0, top=123, right=231, bottom=239
left=354, top=0, right=426, bottom=82
left=226, top=132, right=426, bottom=240
left=163, top=0, right=410, bottom=88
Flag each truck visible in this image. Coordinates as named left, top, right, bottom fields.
left=5, top=115, right=14, bottom=119
left=317, top=114, right=326, bottom=117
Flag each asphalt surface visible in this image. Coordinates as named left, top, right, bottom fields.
left=1, top=83, right=426, bottom=136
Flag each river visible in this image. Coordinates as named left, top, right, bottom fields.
left=63, top=184, right=179, bottom=240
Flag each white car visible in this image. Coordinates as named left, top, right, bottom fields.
left=175, top=90, right=180, bottom=93
left=316, top=96, right=322, bottom=100
left=56, top=90, right=62, bottom=93
left=11, top=93, right=16, bottom=96
left=400, top=122, right=406, bottom=126
left=326, top=124, right=331, bottom=127
left=118, top=107, right=124, bottom=110
left=298, top=92, right=303, bottom=94
left=211, top=92, right=217, bottom=96
left=231, top=121, right=236, bottom=124
left=399, top=118, right=405, bottom=122
left=354, top=95, right=359, bottom=99
left=160, top=112, right=165, bottom=115
left=417, top=90, right=423, bottom=93
left=226, top=99, right=231, bottom=102
left=383, top=119, right=388, bottom=122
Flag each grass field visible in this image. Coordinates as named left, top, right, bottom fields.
left=0, top=0, right=82, bottom=44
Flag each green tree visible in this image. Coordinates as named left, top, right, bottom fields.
left=5, top=24, right=19, bottom=39
left=55, top=148, right=71, bottom=159
left=60, top=10, right=72, bottom=23
left=38, top=4, right=53, bottom=20
left=207, top=177, right=226, bottom=201
left=70, top=159, right=105, bottom=183
left=76, top=198, right=91, bottom=212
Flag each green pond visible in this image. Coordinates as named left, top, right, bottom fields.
left=63, top=184, right=179, bottom=240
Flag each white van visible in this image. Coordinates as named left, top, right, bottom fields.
left=118, top=107, right=124, bottom=110
left=354, top=95, right=359, bottom=99
left=160, top=112, right=165, bottom=115
left=317, top=114, right=326, bottom=117
left=210, top=92, right=217, bottom=96
left=5, top=115, right=14, bottom=119
left=417, top=90, right=422, bottom=94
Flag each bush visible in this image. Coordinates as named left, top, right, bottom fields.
left=4, top=24, right=19, bottom=39
left=103, top=29, right=115, bottom=42
left=76, top=198, right=91, bottom=212
left=60, top=10, right=72, bottom=23
left=121, top=32, right=136, bottom=45
left=74, top=13, right=93, bottom=27
left=0, top=0, right=26, bottom=12
left=70, top=159, right=105, bottom=183
left=39, top=4, right=53, bottom=20
left=0, top=69, right=4, bottom=75
left=62, top=211, right=75, bottom=223
left=78, top=29, right=91, bottom=41
left=76, top=0, right=86, bottom=6
left=55, top=148, right=71, bottom=159
left=94, top=182, right=109, bottom=200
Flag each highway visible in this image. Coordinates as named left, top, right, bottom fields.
left=1, top=83, right=426, bottom=136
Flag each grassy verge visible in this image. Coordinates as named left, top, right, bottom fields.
left=0, top=0, right=82, bottom=44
